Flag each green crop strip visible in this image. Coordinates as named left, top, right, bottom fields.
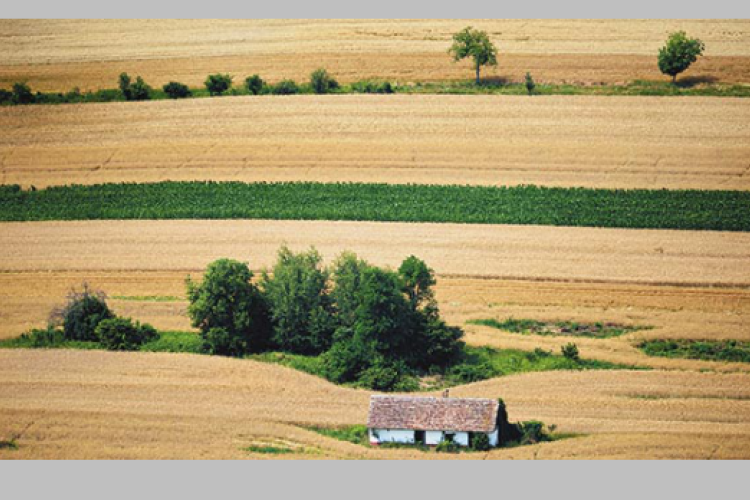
left=1, top=182, right=748, bottom=231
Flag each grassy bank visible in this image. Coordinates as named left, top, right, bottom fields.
left=2, top=182, right=748, bottom=232
left=639, top=340, right=750, bottom=363
left=2, top=79, right=749, bottom=107
left=0, top=330, right=641, bottom=389
left=470, top=318, right=648, bottom=339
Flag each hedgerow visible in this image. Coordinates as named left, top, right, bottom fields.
left=1, top=182, right=748, bottom=231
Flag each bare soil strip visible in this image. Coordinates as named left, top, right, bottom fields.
left=1, top=349, right=749, bottom=459
left=2, top=95, right=750, bottom=191
left=1, top=20, right=748, bottom=90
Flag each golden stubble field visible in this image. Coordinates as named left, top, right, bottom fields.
left=1, top=218, right=750, bottom=459
left=0, top=219, right=748, bottom=370
left=1, top=349, right=750, bottom=459
left=2, top=95, right=750, bottom=190
left=1, top=19, right=749, bottom=91
left=2, top=19, right=750, bottom=460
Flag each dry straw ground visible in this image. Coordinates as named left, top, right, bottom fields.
left=2, top=349, right=750, bottom=459
left=2, top=95, right=750, bottom=190
left=1, top=219, right=749, bottom=458
left=1, top=20, right=749, bottom=91
left=2, top=19, right=750, bottom=460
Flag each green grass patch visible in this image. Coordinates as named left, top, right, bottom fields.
left=469, top=318, right=647, bottom=339
left=111, top=295, right=184, bottom=302
left=3, top=79, right=749, bottom=108
left=245, top=351, right=327, bottom=378
left=2, top=182, right=748, bottom=232
left=2, top=327, right=641, bottom=389
left=140, top=331, right=204, bottom=353
left=398, top=79, right=750, bottom=98
left=244, top=444, right=295, bottom=455
left=249, top=345, right=641, bottom=391
left=0, top=328, right=101, bottom=350
left=443, top=345, right=641, bottom=387
left=0, top=439, right=18, bottom=451
left=0, top=328, right=203, bottom=354
left=639, top=339, right=750, bottom=363
left=305, top=424, right=370, bottom=447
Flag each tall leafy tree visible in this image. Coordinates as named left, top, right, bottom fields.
left=658, top=31, right=705, bottom=84
left=262, top=246, right=335, bottom=355
left=449, top=27, right=498, bottom=84
left=186, top=259, right=271, bottom=356
left=330, top=252, right=370, bottom=328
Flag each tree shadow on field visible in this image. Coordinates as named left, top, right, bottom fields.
left=676, top=75, right=718, bottom=88
left=478, top=76, right=512, bottom=87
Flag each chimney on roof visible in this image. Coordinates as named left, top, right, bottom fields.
left=442, top=389, right=449, bottom=398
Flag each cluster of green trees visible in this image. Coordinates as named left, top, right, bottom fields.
left=186, top=247, right=465, bottom=391
left=30, top=284, right=158, bottom=351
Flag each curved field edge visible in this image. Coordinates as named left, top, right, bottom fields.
left=1, top=182, right=749, bottom=232
left=2, top=349, right=750, bottom=459
left=0, top=331, right=645, bottom=391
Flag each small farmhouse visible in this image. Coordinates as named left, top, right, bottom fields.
left=367, top=395, right=500, bottom=447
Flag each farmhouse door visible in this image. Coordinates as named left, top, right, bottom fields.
left=414, top=430, right=426, bottom=445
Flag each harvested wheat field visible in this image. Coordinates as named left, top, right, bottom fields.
left=2, top=95, right=750, bottom=190
left=1, top=220, right=749, bottom=285
left=1, top=349, right=750, bottom=459
left=1, top=20, right=749, bottom=91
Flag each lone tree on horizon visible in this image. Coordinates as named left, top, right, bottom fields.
left=658, top=31, right=705, bottom=84
left=449, top=27, right=498, bottom=84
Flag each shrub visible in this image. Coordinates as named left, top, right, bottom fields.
left=321, top=332, right=373, bottom=384
left=471, top=432, right=491, bottom=451
left=310, top=68, right=339, bottom=94
left=448, top=362, right=494, bottom=384
left=533, top=347, right=552, bottom=358
left=186, top=259, right=271, bottom=356
left=658, top=31, right=705, bottom=83
left=272, top=80, right=300, bottom=95
left=52, top=284, right=114, bottom=341
left=351, top=80, right=393, bottom=94
left=525, top=72, right=536, bottom=95
left=96, top=317, right=158, bottom=351
left=118, top=73, right=152, bottom=101
left=358, top=357, right=417, bottom=392
left=561, top=342, right=580, bottom=361
left=516, top=420, right=552, bottom=445
left=436, top=440, right=460, bottom=453
left=262, top=246, right=335, bottom=355
left=162, top=81, right=191, bottom=99
left=0, top=89, right=13, bottom=104
left=245, top=74, right=265, bottom=95
left=17, top=327, right=66, bottom=348
left=12, top=82, right=34, bottom=104
left=205, top=74, right=233, bottom=96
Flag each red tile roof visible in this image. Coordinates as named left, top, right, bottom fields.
left=367, top=395, right=499, bottom=432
